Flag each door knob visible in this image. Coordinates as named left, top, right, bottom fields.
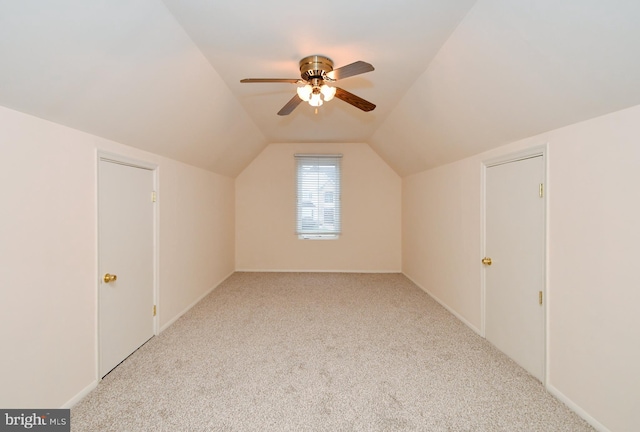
left=482, top=257, right=492, bottom=266
left=103, top=273, right=118, bottom=283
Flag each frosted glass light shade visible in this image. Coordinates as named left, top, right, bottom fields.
left=320, top=85, right=336, bottom=102
left=309, top=92, right=323, bottom=107
left=297, top=85, right=313, bottom=101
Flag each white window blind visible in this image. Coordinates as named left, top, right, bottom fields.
left=295, top=154, right=342, bottom=238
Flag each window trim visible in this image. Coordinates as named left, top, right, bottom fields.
left=295, top=154, right=342, bottom=240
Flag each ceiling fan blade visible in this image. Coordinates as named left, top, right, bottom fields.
left=334, top=87, right=376, bottom=112
left=240, top=78, right=302, bottom=84
left=326, top=61, right=374, bottom=81
left=277, top=95, right=303, bottom=116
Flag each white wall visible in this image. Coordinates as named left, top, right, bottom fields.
left=157, top=162, right=235, bottom=329
left=402, top=157, right=482, bottom=331
left=236, top=143, right=401, bottom=272
left=0, top=106, right=235, bottom=408
left=545, top=107, right=640, bottom=432
left=402, top=104, right=640, bottom=431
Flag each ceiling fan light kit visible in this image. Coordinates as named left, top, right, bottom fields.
left=297, top=83, right=336, bottom=106
left=241, top=55, right=376, bottom=115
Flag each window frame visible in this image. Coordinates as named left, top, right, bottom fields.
left=295, top=154, right=342, bottom=240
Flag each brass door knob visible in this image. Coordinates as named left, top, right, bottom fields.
left=481, top=257, right=492, bottom=266
left=103, top=273, right=118, bottom=283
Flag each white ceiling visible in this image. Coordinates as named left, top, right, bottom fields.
left=1, top=0, right=639, bottom=177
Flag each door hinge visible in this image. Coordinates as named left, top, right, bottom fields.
left=151, top=191, right=157, bottom=202
left=539, top=183, right=544, bottom=198
left=153, top=305, right=156, bottom=316
left=539, top=291, right=543, bottom=305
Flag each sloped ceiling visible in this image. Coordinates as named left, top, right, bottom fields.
left=1, top=1, right=640, bottom=177
left=0, top=0, right=267, bottom=177
left=372, top=0, right=640, bottom=175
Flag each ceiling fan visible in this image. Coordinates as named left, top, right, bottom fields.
left=240, top=55, right=376, bottom=116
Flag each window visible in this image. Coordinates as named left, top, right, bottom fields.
left=323, top=208, right=335, bottom=224
left=295, top=154, right=341, bottom=239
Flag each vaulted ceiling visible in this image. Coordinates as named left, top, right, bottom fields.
left=2, top=1, right=639, bottom=177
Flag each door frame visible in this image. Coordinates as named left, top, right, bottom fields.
left=480, top=144, right=548, bottom=384
left=96, top=151, right=159, bottom=380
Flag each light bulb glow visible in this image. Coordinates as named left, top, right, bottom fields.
left=296, top=84, right=313, bottom=101
left=320, top=85, right=336, bottom=102
left=309, top=92, right=323, bottom=107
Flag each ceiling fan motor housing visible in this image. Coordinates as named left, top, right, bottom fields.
left=299, top=55, right=334, bottom=81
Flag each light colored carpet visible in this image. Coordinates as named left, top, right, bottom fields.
left=71, top=272, right=594, bottom=431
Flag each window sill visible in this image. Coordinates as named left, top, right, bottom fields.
left=298, top=234, right=340, bottom=240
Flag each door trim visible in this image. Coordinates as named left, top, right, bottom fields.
left=480, top=144, right=548, bottom=384
left=96, top=151, right=159, bottom=380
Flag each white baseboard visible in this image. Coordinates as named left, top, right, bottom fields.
left=546, top=383, right=610, bottom=432
left=235, top=269, right=402, bottom=273
left=62, top=380, right=98, bottom=408
left=159, top=270, right=235, bottom=333
left=402, top=273, right=482, bottom=336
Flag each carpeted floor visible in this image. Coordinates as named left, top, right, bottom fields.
left=71, top=272, right=594, bottom=431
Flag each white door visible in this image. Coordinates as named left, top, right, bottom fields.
left=484, top=155, right=545, bottom=381
left=98, top=159, right=155, bottom=377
